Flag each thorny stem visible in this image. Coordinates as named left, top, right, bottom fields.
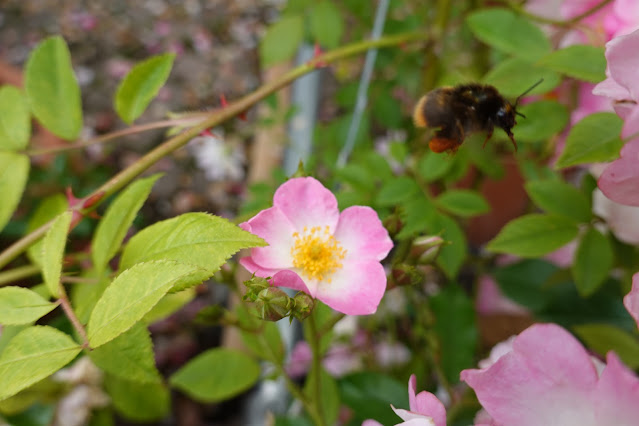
left=24, top=116, right=206, bottom=157
left=256, top=325, right=324, bottom=426
left=0, top=31, right=431, bottom=271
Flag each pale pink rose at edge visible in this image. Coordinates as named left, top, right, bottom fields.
left=461, top=323, right=639, bottom=426
left=593, top=29, right=639, bottom=206
left=623, top=272, right=639, bottom=329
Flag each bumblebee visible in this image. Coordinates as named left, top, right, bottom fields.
left=413, top=80, right=542, bottom=153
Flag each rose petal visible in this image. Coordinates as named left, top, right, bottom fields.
left=461, top=324, right=599, bottom=426
left=315, top=260, right=387, bottom=315
left=334, top=206, right=393, bottom=261
left=391, top=407, right=436, bottom=426
left=273, top=177, right=339, bottom=231
left=623, top=272, right=639, bottom=329
left=594, top=352, right=639, bottom=425
left=271, top=269, right=311, bottom=294
left=242, top=206, right=296, bottom=268
left=598, top=138, right=639, bottom=207
left=592, top=189, right=639, bottom=243
left=362, top=420, right=384, bottom=426
left=592, top=75, right=630, bottom=102
left=604, top=28, right=639, bottom=100
left=412, top=391, right=446, bottom=426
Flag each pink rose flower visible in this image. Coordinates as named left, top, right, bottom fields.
left=623, top=272, right=639, bottom=329
left=461, top=323, right=639, bottom=426
left=363, top=374, right=447, bottom=426
left=593, top=29, right=639, bottom=206
left=240, top=177, right=393, bottom=315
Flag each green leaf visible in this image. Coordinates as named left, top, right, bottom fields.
left=487, top=214, right=579, bottom=257
left=427, top=213, right=467, bottom=279
left=482, top=57, right=560, bottom=98
left=260, top=15, right=304, bottom=66
left=303, top=369, right=340, bottom=426
left=41, top=211, right=72, bottom=298
left=525, top=179, right=591, bottom=223
left=0, top=152, right=29, bottom=233
left=89, top=323, right=161, bottom=384
left=339, top=372, right=408, bottom=425
left=538, top=45, right=606, bottom=83
left=169, top=348, right=260, bottom=402
left=555, top=112, right=624, bottom=168
left=104, top=375, right=169, bottom=421
left=572, top=228, right=614, bottom=297
left=87, top=260, right=205, bottom=348
left=494, top=259, right=559, bottom=312
left=538, top=278, right=635, bottom=330
left=435, top=189, right=490, bottom=218
left=26, top=195, right=68, bottom=267
left=376, top=177, right=420, bottom=207
left=143, top=288, right=196, bottom=324
left=0, top=326, right=81, bottom=401
left=0, top=287, right=56, bottom=325
left=120, top=212, right=266, bottom=291
left=92, top=174, right=161, bottom=273
left=430, top=285, right=477, bottom=384
left=514, top=100, right=569, bottom=142
left=24, top=36, right=82, bottom=140
left=397, top=196, right=435, bottom=240
left=417, top=151, right=454, bottom=182
left=71, top=268, right=111, bottom=324
left=309, top=2, right=343, bottom=48
left=573, top=324, right=639, bottom=368
left=0, top=86, right=31, bottom=150
left=466, top=9, right=551, bottom=61
left=237, top=306, right=285, bottom=363
left=115, top=54, right=175, bottom=124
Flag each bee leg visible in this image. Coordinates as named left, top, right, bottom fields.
left=506, top=131, right=518, bottom=152
left=482, top=127, right=494, bottom=149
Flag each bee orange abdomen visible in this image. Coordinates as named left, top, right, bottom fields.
left=412, top=95, right=428, bottom=128
left=429, top=137, right=461, bottom=153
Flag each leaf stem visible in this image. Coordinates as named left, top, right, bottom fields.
left=58, top=285, right=90, bottom=348
left=307, top=314, right=326, bottom=426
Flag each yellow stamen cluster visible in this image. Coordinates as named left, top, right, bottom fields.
left=291, top=226, right=347, bottom=283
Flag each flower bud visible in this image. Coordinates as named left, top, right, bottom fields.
left=254, top=287, right=293, bottom=322
left=410, top=235, right=445, bottom=264
left=291, top=292, right=315, bottom=321
left=391, top=264, right=424, bottom=288
left=243, top=275, right=272, bottom=302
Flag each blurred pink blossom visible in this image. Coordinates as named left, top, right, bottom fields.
left=461, top=323, right=639, bottom=426
left=363, top=375, right=446, bottom=426
left=240, top=177, right=393, bottom=315
left=476, top=275, right=528, bottom=316
left=623, top=272, right=639, bottom=329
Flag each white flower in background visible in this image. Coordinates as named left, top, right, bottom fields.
left=52, top=357, right=110, bottom=426
left=188, top=132, right=245, bottom=182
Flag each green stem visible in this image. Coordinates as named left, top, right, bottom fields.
left=307, top=314, right=326, bottom=426
left=0, top=264, right=41, bottom=286
left=58, top=285, right=90, bottom=348
left=0, top=31, right=430, bottom=271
